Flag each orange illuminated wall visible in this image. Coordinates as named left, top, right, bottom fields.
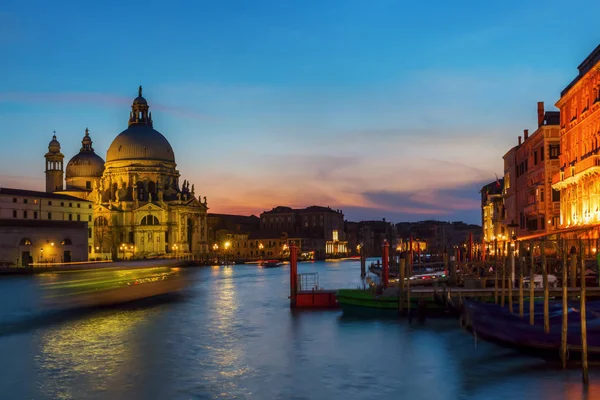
left=552, top=45, right=600, bottom=231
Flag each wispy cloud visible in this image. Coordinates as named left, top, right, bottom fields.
left=0, top=92, right=214, bottom=122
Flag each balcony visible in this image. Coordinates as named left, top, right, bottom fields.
left=523, top=201, right=544, bottom=217
left=552, top=155, right=600, bottom=189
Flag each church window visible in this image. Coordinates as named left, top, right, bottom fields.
left=129, top=232, right=134, bottom=243
left=95, top=216, right=108, bottom=226
left=141, top=215, right=160, bottom=226
left=86, top=181, right=91, bottom=190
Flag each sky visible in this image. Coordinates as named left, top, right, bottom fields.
left=0, top=0, right=599, bottom=225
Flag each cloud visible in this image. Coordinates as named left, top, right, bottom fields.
left=0, top=92, right=214, bottom=122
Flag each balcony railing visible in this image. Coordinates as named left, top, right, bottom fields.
left=552, top=155, right=600, bottom=188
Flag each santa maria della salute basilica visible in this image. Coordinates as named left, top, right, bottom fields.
left=43, top=87, right=209, bottom=259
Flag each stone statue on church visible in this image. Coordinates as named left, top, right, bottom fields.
left=177, top=192, right=181, bottom=201
left=203, top=196, right=207, bottom=204
left=191, top=184, right=195, bottom=197
left=148, top=192, right=152, bottom=203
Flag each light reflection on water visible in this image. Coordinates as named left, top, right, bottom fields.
left=0, top=261, right=599, bottom=399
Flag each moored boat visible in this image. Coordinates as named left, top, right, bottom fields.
left=335, top=288, right=448, bottom=317
left=261, top=260, right=282, bottom=268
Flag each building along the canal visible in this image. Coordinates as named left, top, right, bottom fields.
left=42, top=87, right=209, bottom=260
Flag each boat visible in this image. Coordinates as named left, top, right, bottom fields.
left=40, top=265, right=186, bottom=310
left=335, top=288, right=448, bottom=317
left=261, top=259, right=282, bottom=268
left=460, top=299, right=600, bottom=360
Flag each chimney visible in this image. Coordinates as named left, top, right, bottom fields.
left=524, top=129, right=529, bottom=140
left=518, top=136, right=522, bottom=145
left=537, top=102, right=545, bottom=127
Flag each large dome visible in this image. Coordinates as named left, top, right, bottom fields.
left=106, top=124, right=175, bottom=163
left=66, top=152, right=105, bottom=178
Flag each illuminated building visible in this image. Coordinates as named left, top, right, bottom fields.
left=0, top=188, right=92, bottom=264
left=552, top=45, right=600, bottom=234
left=480, top=179, right=505, bottom=254
left=41, top=87, right=209, bottom=259
left=503, top=102, right=561, bottom=241
left=257, top=205, right=347, bottom=259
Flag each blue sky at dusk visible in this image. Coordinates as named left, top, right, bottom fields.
left=1, top=0, right=599, bottom=224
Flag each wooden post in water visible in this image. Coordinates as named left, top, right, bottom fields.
left=289, top=243, right=298, bottom=308
left=529, top=241, right=535, bottom=326
left=570, top=243, right=578, bottom=288
left=399, top=258, right=405, bottom=315
left=501, top=252, right=506, bottom=308
left=494, top=239, right=499, bottom=304
left=580, top=238, right=589, bottom=385
left=360, top=245, right=366, bottom=279
left=382, top=240, right=389, bottom=289
left=561, top=238, right=568, bottom=369
left=542, top=240, right=549, bottom=333
left=519, top=242, right=524, bottom=318
left=508, top=243, right=514, bottom=313
left=406, top=263, right=411, bottom=318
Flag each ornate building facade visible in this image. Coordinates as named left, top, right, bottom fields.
left=552, top=45, right=600, bottom=235
left=46, top=87, right=209, bottom=259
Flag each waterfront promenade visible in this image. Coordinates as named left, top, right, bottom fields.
left=0, top=259, right=598, bottom=399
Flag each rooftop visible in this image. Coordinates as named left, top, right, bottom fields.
left=561, top=44, right=600, bottom=97
left=0, top=188, right=92, bottom=202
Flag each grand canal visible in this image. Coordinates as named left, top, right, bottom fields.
left=0, top=260, right=598, bottom=399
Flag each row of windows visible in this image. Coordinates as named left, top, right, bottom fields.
left=12, top=210, right=92, bottom=222
left=11, top=198, right=91, bottom=209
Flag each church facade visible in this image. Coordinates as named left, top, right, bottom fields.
left=45, top=87, right=209, bottom=259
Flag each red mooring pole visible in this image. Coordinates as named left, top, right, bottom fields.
left=290, top=243, right=298, bottom=308
left=382, top=240, right=389, bottom=288
left=468, top=233, right=473, bottom=262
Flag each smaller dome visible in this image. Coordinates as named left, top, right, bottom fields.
left=66, top=152, right=105, bottom=178
left=48, top=134, right=61, bottom=153
left=133, top=96, right=147, bottom=105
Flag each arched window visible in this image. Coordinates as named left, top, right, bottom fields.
left=148, top=181, right=156, bottom=196
left=19, top=238, right=32, bottom=246
left=95, top=216, right=108, bottom=226
left=141, top=215, right=160, bottom=226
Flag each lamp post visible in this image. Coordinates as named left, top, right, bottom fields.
left=224, top=241, right=231, bottom=264
left=258, top=243, right=264, bottom=260
left=173, top=244, right=179, bottom=259
left=119, top=243, right=126, bottom=261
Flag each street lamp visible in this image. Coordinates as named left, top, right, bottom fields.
left=258, top=243, right=264, bottom=259
left=507, top=220, right=519, bottom=288
left=224, top=241, right=231, bottom=264
left=120, top=243, right=126, bottom=260
left=173, top=244, right=179, bottom=259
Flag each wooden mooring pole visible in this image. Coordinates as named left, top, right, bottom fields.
left=399, top=258, right=405, bottom=315
left=501, top=254, right=506, bottom=308
left=529, top=241, right=535, bottom=326
left=580, top=239, right=589, bottom=385
left=542, top=240, right=549, bottom=333
left=508, top=243, right=514, bottom=313
left=519, top=242, right=524, bottom=318
left=561, top=239, right=568, bottom=369
left=494, top=249, right=499, bottom=304
left=289, top=243, right=298, bottom=308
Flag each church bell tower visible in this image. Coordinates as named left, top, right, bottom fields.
left=45, top=132, right=64, bottom=193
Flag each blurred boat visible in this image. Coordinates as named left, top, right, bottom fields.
left=261, top=260, right=282, bottom=268
left=40, top=265, right=185, bottom=310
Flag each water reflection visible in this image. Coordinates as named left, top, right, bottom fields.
left=35, top=308, right=151, bottom=399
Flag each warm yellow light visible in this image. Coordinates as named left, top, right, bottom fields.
left=258, top=243, right=264, bottom=250
left=224, top=241, right=230, bottom=249
left=593, top=248, right=597, bottom=254
left=51, top=242, right=55, bottom=246
left=213, top=244, right=218, bottom=250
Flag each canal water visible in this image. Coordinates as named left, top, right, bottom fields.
left=0, top=260, right=598, bottom=400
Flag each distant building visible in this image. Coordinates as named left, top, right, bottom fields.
left=357, top=219, right=396, bottom=257
left=255, top=205, right=348, bottom=259
left=396, top=220, right=481, bottom=255
left=0, top=188, right=93, bottom=263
